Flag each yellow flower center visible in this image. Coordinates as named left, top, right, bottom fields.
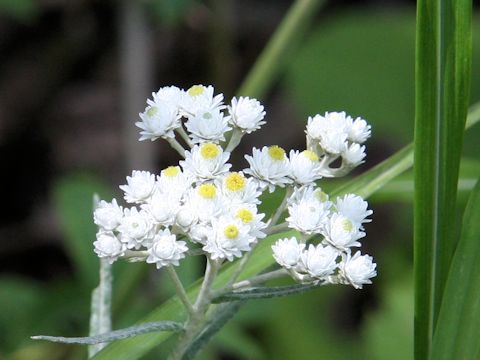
left=268, top=145, right=286, bottom=161
left=314, top=189, right=329, bottom=202
left=198, top=184, right=217, bottom=199
left=341, top=218, right=353, bottom=232
left=225, top=172, right=246, bottom=192
left=236, top=208, right=253, bottom=224
left=200, top=143, right=220, bottom=159
left=187, top=85, right=205, bottom=96
left=302, top=150, right=319, bottom=162
left=147, top=106, right=158, bottom=117
left=224, top=225, right=239, bottom=239
left=163, top=166, right=180, bottom=177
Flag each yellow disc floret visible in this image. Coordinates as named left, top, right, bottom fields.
left=163, top=166, right=180, bottom=177
left=314, top=189, right=329, bottom=202
left=268, top=145, right=286, bottom=161
left=302, top=150, right=319, bottom=162
left=341, top=218, right=353, bottom=232
left=198, top=184, right=217, bottom=199
left=236, top=208, right=253, bottom=224
left=224, top=225, right=239, bottom=239
left=200, top=143, right=220, bottom=159
left=225, top=172, right=246, bottom=192
left=187, top=85, right=206, bottom=96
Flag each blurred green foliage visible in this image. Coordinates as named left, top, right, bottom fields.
left=3, top=8, right=479, bottom=360
left=0, top=0, right=37, bottom=22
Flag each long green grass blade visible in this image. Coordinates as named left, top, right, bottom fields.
left=414, top=0, right=472, bottom=358
left=431, top=179, right=480, bottom=359
left=237, top=0, right=325, bottom=98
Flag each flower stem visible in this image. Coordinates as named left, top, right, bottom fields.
left=176, top=126, right=193, bottom=148
left=167, top=138, right=186, bottom=157
left=269, top=187, right=293, bottom=226
left=166, top=266, right=195, bottom=317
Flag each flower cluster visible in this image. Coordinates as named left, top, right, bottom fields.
left=93, top=84, right=376, bottom=289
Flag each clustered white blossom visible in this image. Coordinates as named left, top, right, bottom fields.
left=93, top=84, right=377, bottom=290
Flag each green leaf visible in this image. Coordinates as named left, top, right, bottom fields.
left=89, top=259, right=113, bottom=357
left=431, top=179, right=480, bottom=359
left=414, top=0, right=472, bottom=358
left=31, top=321, right=184, bottom=345
left=212, top=283, right=321, bottom=303
left=237, top=0, right=326, bottom=99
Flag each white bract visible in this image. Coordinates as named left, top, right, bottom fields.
left=244, top=146, right=292, bottom=192
left=299, top=244, right=339, bottom=279
left=94, top=231, right=126, bottom=264
left=92, top=84, right=377, bottom=293
left=272, top=237, right=305, bottom=269
left=120, top=170, right=157, bottom=204
left=185, top=108, right=231, bottom=144
left=227, top=96, right=266, bottom=133
left=146, top=229, right=188, bottom=269
left=341, top=252, right=377, bottom=289
left=94, top=199, right=123, bottom=231
left=136, top=101, right=181, bottom=141
left=181, top=143, right=231, bottom=182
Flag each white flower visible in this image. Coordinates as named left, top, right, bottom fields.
left=180, top=85, right=224, bottom=115
left=286, top=186, right=331, bottom=234
left=341, top=251, right=377, bottom=289
left=180, top=143, right=231, bottom=182
left=120, top=170, right=157, bottom=204
left=183, top=183, right=226, bottom=223
left=94, top=231, right=126, bottom=263
left=299, top=244, right=339, bottom=278
left=148, top=85, right=185, bottom=110
left=118, top=207, right=154, bottom=249
left=146, top=229, right=188, bottom=269
left=185, top=108, right=231, bottom=144
left=136, top=100, right=181, bottom=141
left=342, top=143, right=366, bottom=166
left=232, top=205, right=267, bottom=239
left=272, top=237, right=305, bottom=269
left=141, top=192, right=179, bottom=226
left=244, top=146, right=292, bottom=193
left=227, top=96, right=266, bottom=133
left=94, top=199, right=123, bottom=231
left=156, top=166, right=192, bottom=200
left=335, top=194, right=372, bottom=228
left=203, top=217, right=254, bottom=261
left=306, top=112, right=348, bottom=155
left=345, top=116, right=371, bottom=144
left=219, top=172, right=261, bottom=205
left=322, top=213, right=365, bottom=250
left=289, top=150, right=323, bottom=185
left=175, top=206, right=199, bottom=230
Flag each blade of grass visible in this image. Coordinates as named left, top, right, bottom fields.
left=431, top=179, right=480, bottom=359
left=414, top=0, right=472, bottom=358
left=237, top=0, right=326, bottom=99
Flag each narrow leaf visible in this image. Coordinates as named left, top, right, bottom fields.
left=414, top=0, right=472, bottom=357
left=237, top=0, right=325, bottom=98
left=431, top=179, right=480, bottom=359
left=89, top=258, right=113, bottom=357
left=212, top=283, right=321, bottom=303
left=32, top=321, right=184, bottom=345
left=182, top=301, right=245, bottom=360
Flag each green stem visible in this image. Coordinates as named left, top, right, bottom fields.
left=167, top=138, right=186, bottom=157
left=166, top=266, right=195, bottom=317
